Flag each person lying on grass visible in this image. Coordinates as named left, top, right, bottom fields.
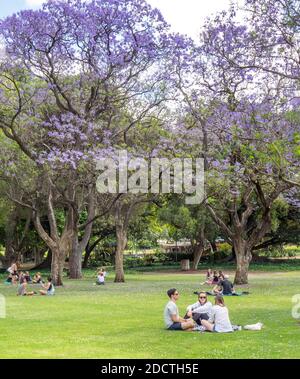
left=201, top=295, right=233, bottom=333
left=185, top=292, right=212, bottom=325
left=164, top=288, right=195, bottom=331
left=39, top=277, right=55, bottom=296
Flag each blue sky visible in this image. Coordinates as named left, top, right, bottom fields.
left=0, top=0, right=237, bottom=39
left=0, top=0, right=43, bottom=18
left=0, top=0, right=25, bottom=18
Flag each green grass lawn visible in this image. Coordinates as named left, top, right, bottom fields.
left=0, top=269, right=299, bottom=358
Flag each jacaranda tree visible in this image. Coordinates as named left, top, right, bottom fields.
left=0, top=0, right=182, bottom=284
left=170, top=0, right=300, bottom=283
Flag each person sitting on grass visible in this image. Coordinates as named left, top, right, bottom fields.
left=218, top=270, right=225, bottom=281
left=100, top=267, right=107, bottom=278
left=200, top=269, right=213, bottom=285
left=8, top=262, right=18, bottom=277
left=39, top=277, right=55, bottom=296
left=24, top=271, right=32, bottom=283
left=164, top=288, right=195, bottom=331
left=96, top=271, right=105, bottom=285
left=213, top=275, right=236, bottom=295
left=12, top=273, right=19, bottom=285
left=7, top=262, right=19, bottom=283
left=33, top=272, right=43, bottom=284
left=201, top=295, right=233, bottom=333
left=18, top=271, right=25, bottom=286
left=212, top=270, right=219, bottom=284
left=17, top=276, right=36, bottom=296
left=185, top=291, right=212, bottom=325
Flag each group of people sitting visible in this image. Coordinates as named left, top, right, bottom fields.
left=201, top=269, right=224, bottom=286
left=200, top=269, right=248, bottom=296
left=5, top=262, right=55, bottom=296
left=164, top=288, right=240, bottom=333
left=163, top=268, right=252, bottom=332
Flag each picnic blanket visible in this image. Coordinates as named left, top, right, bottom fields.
left=194, top=291, right=250, bottom=296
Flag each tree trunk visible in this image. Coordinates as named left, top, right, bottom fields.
left=83, top=244, right=92, bottom=269
left=192, top=225, right=205, bottom=270
left=33, top=208, right=73, bottom=286
left=191, top=243, right=204, bottom=270
left=210, top=241, right=218, bottom=253
left=50, top=232, right=72, bottom=286
left=69, top=189, right=95, bottom=279
left=233, top=238, right=251, bottom=284
left=4, top=208, right=19, bottom=265
left=34, top=247, right=40, bottom=265
left=114, top=226, right=127, bottom=283
left=51, top=246, right=65, bottom=286
left=66, top=195, right=81, bottom=279
left=113, top=199, right=136, bottom=283
left=69, top=239, right=82, bottom=279
left=231, top=245, right=236, bottom=261
left=69, top=222, right=82, bottom=279
left=82, top=237, right=103, bottom=268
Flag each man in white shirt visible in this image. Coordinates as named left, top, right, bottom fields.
left=163, top=288, right=194, bottom=331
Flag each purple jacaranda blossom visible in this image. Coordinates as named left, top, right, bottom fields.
left=0, top=0, right=190, bottom=173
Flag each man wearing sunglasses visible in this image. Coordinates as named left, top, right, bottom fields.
left=164, top=288, right=195, bottom=331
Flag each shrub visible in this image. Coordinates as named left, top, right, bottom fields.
left=159, top=251, right=194, bottom=262
left=88, top=247, right=115, bottom=267
left=287, top=250, right=297, bottom=257
left=284, top=245, right=300, bottom=257
left=265, top=246, right=286, bottom=258
left=154, top=249, right=170, bottom=263
left=218, top=242, right=232, bottom=255
left=124, top=256, right=143, bottom=268
left=142, top=254, right=157, bottom=266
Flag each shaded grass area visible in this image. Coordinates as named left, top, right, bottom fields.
left=0, top=269, right=299, bottom=358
